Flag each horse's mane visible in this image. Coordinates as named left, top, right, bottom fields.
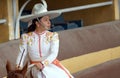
left=7, top=70, right=23, bottom=78
left=6, top=61, right=28, bottom=78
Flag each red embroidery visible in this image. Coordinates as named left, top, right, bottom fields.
left=38, top=35, right=42, bottom=57
left=34, top=31, right=46, bottom=57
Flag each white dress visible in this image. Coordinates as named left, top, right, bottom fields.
left=16, top=30, right=74, bottom=78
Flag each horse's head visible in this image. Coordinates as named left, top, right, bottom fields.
left=6, top=61, right=28, bottom=78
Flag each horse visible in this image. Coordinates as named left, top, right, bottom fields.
left=6, top=61, right=32, bottom=78
left=6, top=60, right=47, bottom=78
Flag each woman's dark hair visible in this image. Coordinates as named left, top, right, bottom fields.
left=27, top=17, right=42, bottom=33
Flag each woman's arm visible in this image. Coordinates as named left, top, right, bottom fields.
left=16, top=34, right=28, bottom=70
left=42, top=32, right=59, bottom=66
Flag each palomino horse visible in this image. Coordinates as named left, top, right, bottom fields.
left=6, top=61, right=32, bottom=78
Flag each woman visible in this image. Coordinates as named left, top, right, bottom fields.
left=16, top=1, right=74, bottom=78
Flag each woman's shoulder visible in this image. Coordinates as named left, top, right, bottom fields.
left=24, top=32, right=34, bottom=36
left=46, top=31, right=58, bottom=37
left=27, top=32, right=34, bottom=36
left=46, top=31, right=59, bottom=41
left=21, top=32, right=34, bottom=38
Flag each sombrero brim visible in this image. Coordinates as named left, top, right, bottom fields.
left=20, top=11, right=61, bottom=22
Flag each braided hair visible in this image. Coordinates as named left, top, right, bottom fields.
left=27, top=17, right=42, bottom=33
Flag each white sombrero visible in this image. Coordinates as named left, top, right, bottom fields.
left=20, top=0, right=61, bottom=22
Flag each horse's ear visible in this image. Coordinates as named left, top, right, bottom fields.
left=6, top=61, right=12, bottom=73
left=21, top=62, right=28, bottom=75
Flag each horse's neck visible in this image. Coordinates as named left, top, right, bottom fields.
left=7, top=71, right=23, bottom=78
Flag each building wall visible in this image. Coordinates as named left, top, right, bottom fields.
left=0, top=0, right=9, bottom=43
left=0, top=0, right=19, bottom=43
left=19, top=0, right=115, bottom=26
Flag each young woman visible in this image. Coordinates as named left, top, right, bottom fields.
left=16, top=1, right=74, bottom=78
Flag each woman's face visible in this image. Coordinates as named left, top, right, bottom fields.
left=37, top=15, right=51, bottom=30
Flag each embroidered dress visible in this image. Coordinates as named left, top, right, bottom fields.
left=16, top=31, right=74, bottom=78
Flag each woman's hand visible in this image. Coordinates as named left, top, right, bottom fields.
left=34, top=62, right=44, bottom=71
left=16, top=65, right=22, bottom=70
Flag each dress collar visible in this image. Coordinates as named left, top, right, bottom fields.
left=34, top=30, right=47, bottom=35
